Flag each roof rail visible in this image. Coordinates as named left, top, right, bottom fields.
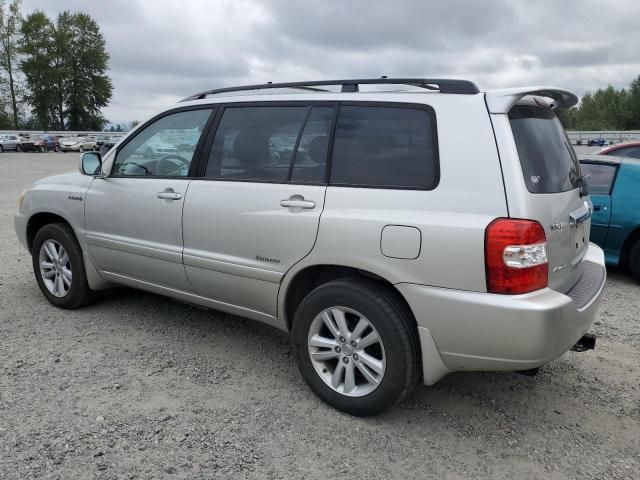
left=180, top=78, right=480, bottom=101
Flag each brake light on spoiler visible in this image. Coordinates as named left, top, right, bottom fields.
left=485, top=218, right=548, bottom=294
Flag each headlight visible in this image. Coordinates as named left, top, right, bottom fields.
left=18, top=189, right=26, bottom=210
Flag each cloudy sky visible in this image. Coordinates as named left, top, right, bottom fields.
left=22, top=0, right=640, bottom=124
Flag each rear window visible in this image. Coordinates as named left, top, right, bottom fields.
left=509, top=105, right=581, bottom=193
left=330, top=105, right=438, bottom=189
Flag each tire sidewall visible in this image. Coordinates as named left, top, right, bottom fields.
left=629, top=242, right=640, bottom=282
left=291, top=280, right=416, bottom=415
left=32, top=224, right=88, bottom=309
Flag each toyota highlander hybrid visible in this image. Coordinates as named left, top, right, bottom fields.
left=14, top=78, right=606, bottom=415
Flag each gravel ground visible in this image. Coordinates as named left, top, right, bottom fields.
left=1, top=152, right=639, bottom=480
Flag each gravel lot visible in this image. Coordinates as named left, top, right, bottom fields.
left=1, top=151, right=639, bottom=480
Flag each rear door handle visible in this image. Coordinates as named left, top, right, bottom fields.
left=593, top=205, right=602, bottom=211
left=157, top=190, right=182, bottom=200
left=280, top=198, right=316, bottom=209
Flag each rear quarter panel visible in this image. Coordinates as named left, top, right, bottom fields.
left=279, top=93, right=508, bottom=303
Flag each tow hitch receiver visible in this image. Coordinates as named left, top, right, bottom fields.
left=571, top=333, right=596, bottom=352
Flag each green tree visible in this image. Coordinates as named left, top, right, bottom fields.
left=575, top=86, right=629, bottom=130
left=20, top=9, right=112, bottom=130
left=626, top=75, right=640, bottom=130
left=0, top=0, right=22, bottom=128
left=62, top=12, right=112, bottom=130
left=556, top=106, right=577, bottom=129
left=20, top=10, right=56, bottom=129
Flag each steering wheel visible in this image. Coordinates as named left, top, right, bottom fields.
left=156, top=155, right=189, bottom=176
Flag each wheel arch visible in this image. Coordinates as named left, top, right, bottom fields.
left=26, top=212, right=75, bottom=252
left=279, top=263, right=416, bottom=333
left=620, top=225, right=640, bottom=266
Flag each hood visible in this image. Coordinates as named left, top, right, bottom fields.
left=32, top=172, right=92, bottom=188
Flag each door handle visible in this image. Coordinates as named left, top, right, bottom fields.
left=157, top=190, right=182, bottom=200
left=593, top=205, right=602, bottom=211
left=280, top=198, right=316, bottom=209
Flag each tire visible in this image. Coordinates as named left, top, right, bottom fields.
left=79, top=146, right=84, bottom=153
left=291, top=277, right=420, bottom=416
left=32, top=223, right=94, bottom=309
left=54, top=145, right=59, bottom=152
left=16, top=144, right=22, bottom=152
left=0, top=145, right=3, bottom=152
left=39, top=145, right=45, bottom=153
left=629, top=241, right=640, bottom=282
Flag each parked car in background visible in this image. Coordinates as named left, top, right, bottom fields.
left=59, top=137, right=97, bottom=152
left=15, top=135, right=36, bottom=152
left=14, top=79, right=606, bottom=415
left=30, top=134, right=60, bottom=152
left=0, top=134, right=21, bottom=152
left=588, top=138, right=607, bottom=147
left=579, top=154, right=640, bottom=281
left=597, top=140, right=640, bottom=159
left=99, top=136, right=120, bottom=156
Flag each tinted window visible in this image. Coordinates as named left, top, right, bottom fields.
left=579, top=163, right=617, bottom=195
left=113, top=109, right=212, bottom=177
left=330, top=106, right=438, bottom=189
left=290, top=107, right=333, bottom=183
left=611, top=146, right=640, bottom=159
left=206, top=107, right=308, bottom=181
left=509, top=105, right=581, bottom=193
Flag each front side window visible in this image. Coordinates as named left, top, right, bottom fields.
left=579, top=163, right=617, bottom=195
left=112, top=108, right=212, bottom=177
left=329, top=106, right=438, bottom=189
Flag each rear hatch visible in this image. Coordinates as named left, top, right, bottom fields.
left=508, top=103, right=589, bottom=293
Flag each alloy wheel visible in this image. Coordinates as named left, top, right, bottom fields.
left=307, top=306, right=386, bottom=397
left=39, top=240, right=72, bottom=297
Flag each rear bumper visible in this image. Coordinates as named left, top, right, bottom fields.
left=398, top=243, right=606, bottom=383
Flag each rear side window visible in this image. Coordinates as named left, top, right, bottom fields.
left=579, top=163, right=617, bottom=195
left=330, top=106, right=438, bottom=189
left=509, top=105, right=581, bottom=193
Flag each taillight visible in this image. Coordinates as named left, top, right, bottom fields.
left=485, top=218, right=548, bottom=294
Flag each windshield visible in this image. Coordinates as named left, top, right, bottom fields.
left=509, top=105, right=581, bottom=194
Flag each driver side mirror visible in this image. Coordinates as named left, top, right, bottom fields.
left=80, top=151, right=102, bottom=176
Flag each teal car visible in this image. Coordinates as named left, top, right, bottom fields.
left=579, top=154, right=640, bottom=281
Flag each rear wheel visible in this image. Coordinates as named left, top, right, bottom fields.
left=0, top=145, right=3, bottom=152
left=32, top=223, right=94, bottom=309
left=629, top=241, right=640, bottom=282
left=79, top=146, right=84, bottom=153
left=291, top=277, right=420, bottom=416
left=16, top=144, right=22, bottom=152
left=38, top=145, right=45, bottom=153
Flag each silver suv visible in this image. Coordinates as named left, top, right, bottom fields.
left=14, top=78, right=606, bottom=415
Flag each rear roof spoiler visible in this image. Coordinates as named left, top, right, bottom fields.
left=485, top=87, right=578, bottom=114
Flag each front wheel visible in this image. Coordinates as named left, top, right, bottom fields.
left=39, top=145, right=45, bottom=153
left=16, top=144, right=22, bottom=152
left=79, top=146, right=84, bottom=153
left=291, top=278, right=420, bottom=416
left=32, top=223, right=94, bottom=309
left=54, top=145, right=59, bottom=152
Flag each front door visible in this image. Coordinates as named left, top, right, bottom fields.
left=580, top=161, right=617, bottom=246
left=182, top=104, right=335, bottom=316
left=85, top=107, right=214, bottom=291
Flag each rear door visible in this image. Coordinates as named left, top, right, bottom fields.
left=182, top=103, right=335, bottom=316
left=508, top=104, right=589, bottom=292
left=579, top=161, right=617, bottom=246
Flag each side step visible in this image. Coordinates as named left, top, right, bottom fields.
left=570, top=333, right=596, bottom=352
